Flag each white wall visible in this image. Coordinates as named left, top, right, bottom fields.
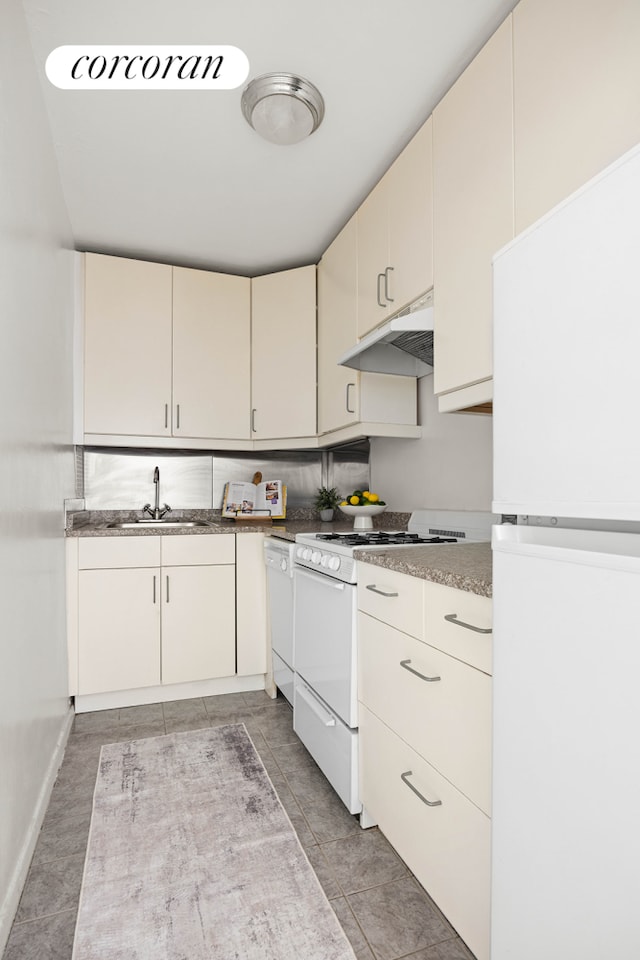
left=0, top=0, right=76, bottom=948
left=370, top=376, right=493, bottom=511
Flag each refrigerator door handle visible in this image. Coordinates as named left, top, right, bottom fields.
left=444, top=613, right=492, bottom=634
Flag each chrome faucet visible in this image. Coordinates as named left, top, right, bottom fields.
left=143, top=466, right=171, bottom=520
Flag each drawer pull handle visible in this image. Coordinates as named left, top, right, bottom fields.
left=366, top=584, right=399, bottom=598
left=444, top=613, right=492, bottom=634
left=400, top=659, right=440, bottom=683
left=401, top=771, right=442, bottom=807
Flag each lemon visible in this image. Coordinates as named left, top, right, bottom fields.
left=367, top=492, right=379, bottom=503
left=362, top=490, right=371, bottom=499
left=339, top=500, right=348, bottom=506
left=349, top=495, right=360, bottom=505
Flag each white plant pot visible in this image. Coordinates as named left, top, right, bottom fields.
left=319, top=509, right=334, bottom=522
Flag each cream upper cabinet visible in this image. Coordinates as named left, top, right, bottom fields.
left=318, top=215, right=418, bottom=436
left=84, top=253, right=173, bottom=437
left=251, top=265, right=316, bottom=440
left=172, top=267, right=251, bottom=440
left=432, top=16, right=514, bottom=407
left=83, top=254, right=251, bottom=442
left=357, top=119, right=433, bottom=338
left=513, top=0, right=640, bottom=233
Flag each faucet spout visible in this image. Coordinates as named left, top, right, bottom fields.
left=143, top=466, right=171, bottom=520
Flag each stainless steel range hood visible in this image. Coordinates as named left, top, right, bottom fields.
left=338, top=291, right=434, bottom=377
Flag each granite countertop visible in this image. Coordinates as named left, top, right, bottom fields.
left=66, top=510, right=411, bottom=542
left=354, top=541, right=492, bottom=598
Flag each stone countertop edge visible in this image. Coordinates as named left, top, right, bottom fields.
left=354, top=541, right=492, bottom=598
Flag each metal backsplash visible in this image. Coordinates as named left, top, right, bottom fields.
left=81, top=442, right=370, bottom=512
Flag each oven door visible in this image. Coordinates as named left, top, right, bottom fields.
left=293, top=564, right=358, bottom=728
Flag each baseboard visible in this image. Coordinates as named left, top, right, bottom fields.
left=0, top=705, right=74, bottom=954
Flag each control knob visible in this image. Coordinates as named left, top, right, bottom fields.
left=311, top=550, right=322, bottom=564
left=328, top=556, right=341, bottom=571
left=280, top=558, right=288, bottom=572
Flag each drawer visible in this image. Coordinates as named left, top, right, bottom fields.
left=78, top=535, right=160, bottom=569
left=358, top=612, right=492, bottom=814
left=357, top=561, right=424, bottom=639
left=359, top=705, right=490, bottom=960
left=293, top=676, right=359, bottom=814
left=272, top=651, right=294, bottom=707
left=161, top=533, right=235, bottom=566
left=424, top=581, right=492, bottom=674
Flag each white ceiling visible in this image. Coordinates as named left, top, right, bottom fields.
left=23, top=0, right=517, bottom=276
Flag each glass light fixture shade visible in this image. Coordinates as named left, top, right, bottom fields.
left=241, top=73, right=324, bottom=145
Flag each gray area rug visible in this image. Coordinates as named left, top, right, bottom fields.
left=73, top=723, right=357, bottom=960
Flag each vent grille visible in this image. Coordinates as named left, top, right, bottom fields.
left=392, top=330, right=434, bottom=366
left=429, top=528, right=465, bottom=539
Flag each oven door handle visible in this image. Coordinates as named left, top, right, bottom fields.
left=294, top=565, right=346, bottom=590
left=296, top=682, right=336, bottom=726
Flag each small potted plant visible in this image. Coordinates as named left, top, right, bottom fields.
left=314, top=486, right=342, bottom=522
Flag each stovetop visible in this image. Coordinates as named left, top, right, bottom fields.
left=314, top=531, right=458, bottom=547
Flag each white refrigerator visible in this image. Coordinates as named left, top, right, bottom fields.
left=491, top=142, right=640, bottom=959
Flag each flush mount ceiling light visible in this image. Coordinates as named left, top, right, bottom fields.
left=241, top=73, right=325, bottom=146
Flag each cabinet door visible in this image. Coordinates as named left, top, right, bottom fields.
left=84, top=254, right=172, bottom=437
left=318, top=215, right=360, bottom=433
left=172, top=267, right=251, bottom=440
left=433, top=17, right=514, bottom=399
left=251, top=265, right=316, bottom=440
left=513, top=0, right=640, bottom=233
left=386, top=118, right=433, bottom=314
left=161, top=564, right=235, bottom=684
left=356, top=175, right=390, bottom=337
left=236, top=533, right=267, bottom=676
left=78, top=567, right=161, bottom=694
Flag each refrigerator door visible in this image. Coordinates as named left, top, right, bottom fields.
left=491, top=524, right=640, bottom=959
left=492, top=143, right=640, bottom=521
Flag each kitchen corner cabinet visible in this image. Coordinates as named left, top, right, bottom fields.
left=357, top=563, right=492, bottom=960
left=83, top=253, right=251, bottom=442
left=357, top=119, right=433, bottom=338
left=432, top=16, right=514, bottom=411
left=513, top=0, right=640, bottom=234
left=317, top=215, right=418, bottom=436
left=75, top=535, right=235, bottom=696
left=250, top=265, right=316, bottom=441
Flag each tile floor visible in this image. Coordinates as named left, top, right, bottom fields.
left=3, top=691, right=475, bottom=960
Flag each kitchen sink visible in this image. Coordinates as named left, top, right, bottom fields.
left=107, top=520, right=212, bottom=529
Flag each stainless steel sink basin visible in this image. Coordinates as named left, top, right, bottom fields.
left=107, top=520, right=211, bottom=529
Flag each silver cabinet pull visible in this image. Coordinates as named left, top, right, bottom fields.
left=176, top=404, right=180, bottom=429
left=251, top=408, right=257, bottom=433
left=346, top=382, right=356, bottom=414
left=164, top=404, right=168, bottom=429
left=166, top=575, right=170, bottom=603
left=366, top=584, right=399, bottom=598
left=401, top=771, right=442, bottom=807
left=400, top=659, right=441, bottom=683
left=376, top=272, right=386, bottom=307
left=384, top=265, right=394, bottom=302
left=444, top=613, right=492, bottom=634
left=153, top=575, right=157, bottom=604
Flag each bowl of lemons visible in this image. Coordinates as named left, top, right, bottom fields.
left=338, top=490, right=387, bottom=530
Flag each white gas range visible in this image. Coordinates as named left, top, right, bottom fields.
left=291, top=510, right=496, bottom=822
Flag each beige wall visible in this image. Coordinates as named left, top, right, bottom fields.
left=0, top=0, right=76, bottom=948
left=370, top=376, right=493, bottom=511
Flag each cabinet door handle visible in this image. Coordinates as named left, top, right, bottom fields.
left=166, top=575, right=170, bottom=603
left=401, top=770, right=442, bottom=807
left=153, top=575, right=157, bottom=604
left=251, top=408, right=257, bottom=433
left=400, top=659, right=440, bottom=683
left=176, top=404, right=180, bottom=430
left=376, top=272, right=386, bottom=308
left=384, top=265, right=394, bottom=303
left=346, top=382, right=356, bottom=414
left=164, top=404, right=168, bottom=429
left=366, top=584, right=399, bottom=598
left=444, top=613, right=492, bottom=634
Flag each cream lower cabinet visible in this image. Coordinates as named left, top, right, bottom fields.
left=76, top=535, right=235, bottom=696
left=317, top=214, right=418, bottom=438
left=357, top=562, right=492, bottom=960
